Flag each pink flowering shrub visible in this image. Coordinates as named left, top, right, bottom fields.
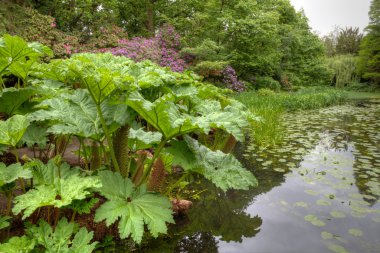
left=222, top=66, right=246, bottom=92
left=96, top=25, right=186, bottom=72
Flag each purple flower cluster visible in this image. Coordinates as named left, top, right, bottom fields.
left=97, top=25, right=186, bottom=72
left=222, top=65, right=246, bottom=92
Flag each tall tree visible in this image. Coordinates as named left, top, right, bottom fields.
left=357, top=0, right=380, bottom=85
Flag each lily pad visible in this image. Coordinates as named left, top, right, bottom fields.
left=348, top=228, right=363, bottom=237
left=328, top=244, right=348, bottom=253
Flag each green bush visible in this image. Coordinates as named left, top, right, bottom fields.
left=255, top=76, right=281, bottom=91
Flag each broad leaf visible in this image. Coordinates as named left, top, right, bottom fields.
left=0, top=87, right=35, bottom=115
left=0, top=236, right=35, bottom=253
left=95, top=171, right=174, bottom=243
left=0, top=163, right=32, bottom=187
left=29, top=89, right=103, bottom=139
left=26, top=218, right=97, bottom=253
left=168, top=136, right=258, bottom=191
left=18, top=123, right=48, bottom=148
left=126, top=91, right=248, bottom=141
left=128, top=128, right=162, bottom=150
left=0, top=34, right=52, bottom=77
left=0, top=215, right=10, bottom=230
left=0, top=115, right=30, bottom=146
left=13, top=160, right=101, bottom=219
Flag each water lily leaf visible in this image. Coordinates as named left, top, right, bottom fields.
left=348, top=228, right=363, bottom=237
left=321, top=231, right=334, bottom=240
left=328, top=244, right=348, bottom=253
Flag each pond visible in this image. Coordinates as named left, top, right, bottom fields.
left=132, top=100, right=380, bottom=253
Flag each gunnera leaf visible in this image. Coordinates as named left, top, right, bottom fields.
left=167, top=137, right=257, bottom=191
left=0, top=115, right=30, bottom=147
left=26, top=218, right=97, bottom=253
left=13, top=161, right=101, bottom=219
left=0, top=162, right=32, bottom=187
left=0, top=236, right=35, bottom=253
left=94, top=171, right=174, bottom=244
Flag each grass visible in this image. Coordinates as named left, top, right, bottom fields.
left=235, top=87, right=349, bottom=148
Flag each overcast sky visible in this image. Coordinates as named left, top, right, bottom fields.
left=289, top=0, right=371, bottom=35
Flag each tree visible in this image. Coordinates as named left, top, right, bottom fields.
left=357, top=0, right=380, bottom=85
left=336, top=27, right=363, bottom=55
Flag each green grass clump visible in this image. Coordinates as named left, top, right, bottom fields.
left=235, top=87, right=348, bottom=147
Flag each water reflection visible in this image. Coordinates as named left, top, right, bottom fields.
left=133, top=101, right=380, bottom=253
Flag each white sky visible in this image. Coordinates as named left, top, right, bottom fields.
left=289, top=0, right=371, bottom=35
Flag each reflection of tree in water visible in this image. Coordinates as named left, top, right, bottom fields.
left=175, top=232, right=218, bottom=253
left=348, top=103, right=380, bottom=206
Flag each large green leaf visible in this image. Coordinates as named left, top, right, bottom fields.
left=29, top=89, right=103, bottom=139
left=168, top=136, right=258, bottom=191
left=13, top=160, right=101, bottom=219
left=0, top=87, right=36, bottom=115
left=0, top=236, right=35, bottom=253
left=126, top=91, right=200, bottom=140
left=0, top=163, right=32, bottom=187
left=0, top=215, right=10, bottom=230
left=0, top=34, right=52, bottom=77
left=0, top=115, right=30, bottom=146
left=126, top=91, right=248, bottom=141
left=94, top=171, right=174, bottom=243
left=67, top=53, right=136, bottom=104
left=26, top=218, right=97, bottom=253
left=18, top=123, right=48, bottom=148
left=128, top=128, right=162, bottom=150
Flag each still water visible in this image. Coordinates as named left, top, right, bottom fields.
left=138, top=100, right=380, bottom=253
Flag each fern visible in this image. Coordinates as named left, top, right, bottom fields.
left=94, top=171, right=174, bottom=243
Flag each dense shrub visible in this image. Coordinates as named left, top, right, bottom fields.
left=255, top=77, right=281, bottom=91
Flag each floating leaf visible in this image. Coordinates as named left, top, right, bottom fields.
left=348, top=228, right=363, bottom=237
left=328, top=244, right=348, bottom=253
left=321, top=231, right=334, bottom=240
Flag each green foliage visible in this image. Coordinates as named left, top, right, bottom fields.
left=0, top=114, right=30, bottom=147
left=0, top=162, right=32, bottom=187
left=13, top=160, right=101, bottom=219
left=327, top=55, right=359, bottom=88
left=235, top=88, right=347, bottom=147
left=167, top=136, right=258, bottom=191
left=0, top=34, right=52, bottom=84
left=0, top=235, right=35, bottom=253
left=128, top=128, right=162, bottom=150
left=357, top=0, right=380, bottom=86
left=0, top=87, right=36, bottom=116
left=255, top=77, right=281, bottom=91
left=18, top=123, right=48, bottom=148
left=68, top=198, right=99, bottom=215
left=29, top=89, right=104, bottom=139
left=0, top=215, right=11, bottom=230
left=26, top=218, right=97, bottom=253
left=94, top=171, right=174, bottom=243
left=323, top=26, right=363, bottom=56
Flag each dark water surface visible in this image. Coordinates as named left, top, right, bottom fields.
left=135, top=100, right=380, bottom=253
